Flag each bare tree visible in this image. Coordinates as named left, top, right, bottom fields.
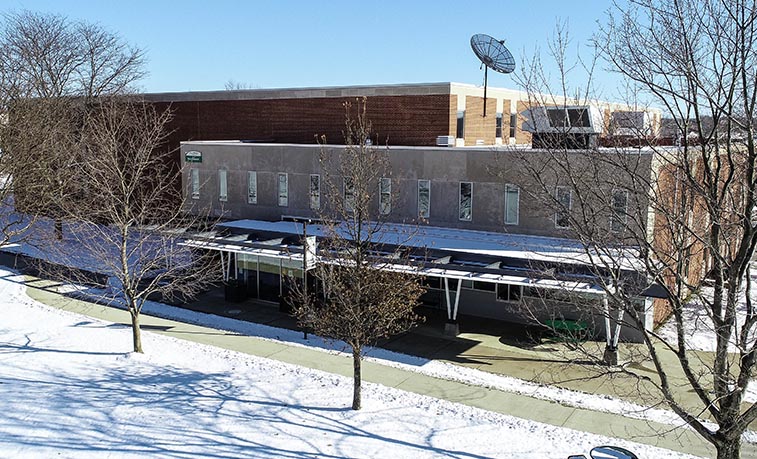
left=223, top=79, right=257, bottom=91
left=0, top=10, right=147, bottom=239
left=507, top=3, right=757, bottom=458
left=48, top=97, right=218, bottom=353
left=291, top=99, right=425, bottom=410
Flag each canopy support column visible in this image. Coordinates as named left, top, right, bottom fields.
left=603, top=293, right=622, bottom=366
left=443, top=277, right=461, bottom=336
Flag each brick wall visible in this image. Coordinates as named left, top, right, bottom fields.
left=155, top=94, right=454, bottom=153
left=449, top=95, right=458, bottom=141
left=463, top=96, right=496, bottom=145
left=515, top=101, right=533, bottom=144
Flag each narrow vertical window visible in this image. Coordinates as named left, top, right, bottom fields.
left=495, top=112, right=503, bottom=138
left=418, top=179, right=430, bottom=219
left=509, top=113, right=517, bottom=138
left=310, top=174, right=320, bottom=210
left=611, top=189, right=628, bottom=232
left=459, top=182, right=472, bottom=221
left=555, top=186, right=572, bottom=228
left=344, top=177, right=355, bottom=212
left=218, top=169, right=227, bottom=202
left=247, top=171, right=257, bottom=204
left=379, top=178, right=391, bottom=215
left=191, top=168, right=200, bottom=200
left=456, top=110, right=465, bottom=139
left=504, top=184, right=519, bottom=225
left=277, top=173, right=288, bottom=207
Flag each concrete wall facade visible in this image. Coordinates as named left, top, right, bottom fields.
left=182, top=142, right=654, bottom=240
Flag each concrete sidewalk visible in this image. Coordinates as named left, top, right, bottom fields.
left=23, top=278, right=743, bottom=458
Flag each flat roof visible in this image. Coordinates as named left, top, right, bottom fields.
left=141, top=82, right=654, bottom=114
left=144, top=82, right=453, bottom=102
left=142, top=82, right=529, bottom=103
left=179, top=139, right=657, bottom=155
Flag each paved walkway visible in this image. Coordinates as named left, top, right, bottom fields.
left=23, top=277, right=753, bottom=459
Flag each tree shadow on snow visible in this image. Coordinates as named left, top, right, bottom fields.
left=0, top=358, right=494, bottom=459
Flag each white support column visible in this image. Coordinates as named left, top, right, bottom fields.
left=444, top=277, right=452, bottom=320
left=443, top=277, right=460, bottom=336
left=226, top=252, right=232, bottom=283
left=220, top=251, right=228, bottom=282
left=612, top=309, right=624, bottom=348
left=643, top=297, right=654, bottom=331
left=452, top=278, right=463, bottom=321
left=603, top=293, right=619, bottom=366
left=603, top=296, right=612, bottom=347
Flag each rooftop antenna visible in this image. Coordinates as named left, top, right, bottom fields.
left=470, top=34, right=515, bottom=117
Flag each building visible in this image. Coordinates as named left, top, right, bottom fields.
left=180, top=140, right=666, bottom=343
left=141, top=83, right=666, bottom=343
left=144, top=82, right=660, bottom=154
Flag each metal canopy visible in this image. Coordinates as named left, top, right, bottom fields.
left=183, top=231, right=605, bottom=296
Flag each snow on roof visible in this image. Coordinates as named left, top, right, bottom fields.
left=217, top=219, right=642, bottom=271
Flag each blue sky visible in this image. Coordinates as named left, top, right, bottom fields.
left=4, top=0, right=623, bottom=95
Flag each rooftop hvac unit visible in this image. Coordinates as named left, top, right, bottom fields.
left=436, top=135, right=455, bottom=147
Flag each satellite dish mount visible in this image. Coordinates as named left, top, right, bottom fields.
left=470, top=34, right=515, bottom=117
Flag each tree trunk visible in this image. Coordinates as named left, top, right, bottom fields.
left=54, top=219, right=63, bottom=240
left=129, top=307, right=143, bottom=353
left=603, top=345, right=618, bottom=366
left=352, top=347, right=362, bottom=410
left=716, top=437, right=741, bottom=459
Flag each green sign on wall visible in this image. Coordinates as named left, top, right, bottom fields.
left=185, top=150, right=202, bottom=163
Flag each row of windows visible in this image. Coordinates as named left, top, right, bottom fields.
left=554, top=186, right=629, bottom=231
left=424, top=278, right=578, bottom=304
left=192, top=170, right=520, bottom=224
left=456, top=111, right=518, bottom=140
left=191, top=169, right=628, bottom=230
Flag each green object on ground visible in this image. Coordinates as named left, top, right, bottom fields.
left=545, top=319, right=589, bottom=343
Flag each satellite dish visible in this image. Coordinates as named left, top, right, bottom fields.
left=470, top=34, right=515, bottom=117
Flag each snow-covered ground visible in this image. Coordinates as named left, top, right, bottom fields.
left=657, top=272, right=757, bottom=353
left=0, top=268, right=699, bottom=459
left=57, top=283, right=755, bottom=444
left=657, top=269, right=757, bottom=404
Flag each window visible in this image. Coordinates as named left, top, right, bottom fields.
left=247, top=171, right=257, bottom=204
left=611, top=189, right=628, bottom=232
left=496, top=284, right=522, bottom=302
left=504, top=184, right=519, bottom=225
left=495, top=112, right=503, bottom=138
left=379, top=177, right=391, bottom=215
left=310, top=174, right=320, bottom=210
left=547, top=108, right=568, bottom=128
left=277, top=173, right=288, bottom=207
left=555, top=186, right=572, bottom=228
left=509, top=113, right=517, bottom=138
left=612, top=111, right=644, bottom=130
left=190, top=168, right=200, bottom=200
left=567, top=108, right=590, bottom=127
left=456, top=110, right=465, bottom=138
left=472, top=281, right=496, bottom=292
left=418, top=179, right=430, bottom=218
left=459, top=182, right=472, bottom=221
left=547, top=108, right=591, bottom=128
left=422, top=276, right=441, bottom=290
left=218, top=169, right=227, bottom=202
left=344, top=177, right=355, bottom=212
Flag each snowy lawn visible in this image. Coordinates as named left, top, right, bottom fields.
left=0, top=269, right=700, bottom=459
left=58, top=283, right=755, bottom=443
left=658, top=269, right=757, bottom=404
